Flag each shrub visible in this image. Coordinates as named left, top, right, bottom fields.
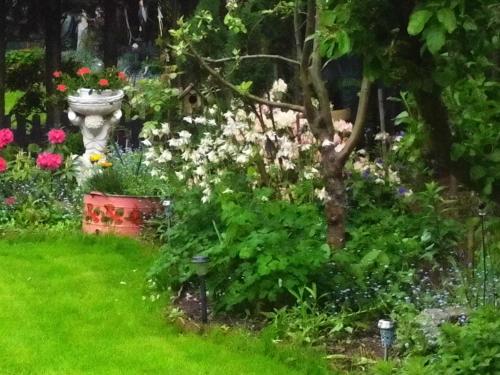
left=5, top=48, right=44, bottom=91
left=149, top=183, right=330, bottom=312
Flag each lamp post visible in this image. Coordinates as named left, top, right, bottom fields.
left=378, top=319, right=395, bottom=361
left=191, top=255, right=210, bottom=323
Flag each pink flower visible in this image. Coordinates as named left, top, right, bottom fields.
left=36, top=153, right=63, bottom=171
left=77, top=67, right=91, bottom=76
left=0, top=157, right=7, bottom=173
left=98, top=79, right=109, bottom=87
left=0, top=128, right=14, bottom=149
left=53, top=71, right=62, bottom=78
left=47, top=129, right=66, bottom=144
left=4, top=196, right=16, bottom=206
left=56, top=84, right=68, bottom=92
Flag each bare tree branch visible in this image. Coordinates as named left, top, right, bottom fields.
left=309, top=4, right=334, bottom=137
left=188, top=44, right=305, bottom=113
left=337, top=76, right=372, bottom=164
left=203, top=54, right=300, bottom=66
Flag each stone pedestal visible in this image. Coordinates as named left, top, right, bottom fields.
left=67, top=89, right=124, bottom=181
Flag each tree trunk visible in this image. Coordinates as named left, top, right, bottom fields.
left=414, top=88, right=456, bottom=191
left=44, top=0, right=62, bottom=128
left=322, top=148, right=347, bottom=249
left=0, top=0, right=5, bottom=128
left=103, top=0, right=118, bottom=67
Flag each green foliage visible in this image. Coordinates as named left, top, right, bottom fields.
left=432, top=307, right=500, bottom=374
left=377, top=307, right=500, bottom=375
left=327, top=177, right=460, bottom=312
left=5, top=48, right=44, bottom=91
left=149, top=181, right=329, bottom=312
left=84, top=150, right=169, bottom=197
left=0, top=150, right=81, bottom=227
left=264, top=284, right=356, bottom=346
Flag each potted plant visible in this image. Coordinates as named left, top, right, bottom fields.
left=53, top=67, right=127, bottom=179
left=82, top=151, right=164, bottom=237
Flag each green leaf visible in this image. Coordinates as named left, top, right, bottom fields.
left=470, top=165, right=486, bottom=180
left=407, top=10, right=433, bottom=35
left=437, top=8, right=457, bottom=33
left=425, top=25, right=446, bottom=53
left=488, top=150, right=500, bottom=162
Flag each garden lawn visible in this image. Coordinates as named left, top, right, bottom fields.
left=0, top=233, right=329, bottom=375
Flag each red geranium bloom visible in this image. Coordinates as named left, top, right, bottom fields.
left=47, top=129, right=66, bottom=144
left=117, top=71, right=127, bottom=81
left=52, top=71, right=62, bottom=78
left=36, top=152, right=63, bottom=171
left=4, top=196, right=16, bottom=206
left=56, top=84, right=68, bottom=92
left=0, top=128, right=14, bottom=149
left=98, top=79, right=109, bottom=87
left=0, top=157, right=7, bottom=173
left=77, top=67, right=91, bottom=76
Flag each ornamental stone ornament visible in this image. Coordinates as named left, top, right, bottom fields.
left=68, top=88, right=124, bottom=182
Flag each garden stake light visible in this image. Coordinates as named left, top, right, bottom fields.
left=377, top=319, right=395, bottom=361
left=478, top=203, right=487, bottom=306
left=191, top=255, right=210, bottom=323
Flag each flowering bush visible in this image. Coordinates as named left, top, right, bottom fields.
left=0, top=127, right=79, bottom=227
left=52, top=66, right=127, bottom=95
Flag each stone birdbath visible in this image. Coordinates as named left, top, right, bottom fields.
left=67, top=88, right=124, bottom=180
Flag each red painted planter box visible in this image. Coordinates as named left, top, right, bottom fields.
left=83, top=192, right=162, bottom=237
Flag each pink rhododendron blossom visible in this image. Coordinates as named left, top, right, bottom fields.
left=47, top=129, right=66, bottom=144
left=36, top=153, right=63, bottom=170
left=0, top=128, right=14, bottom=149
left=4, top=196, right=16, bottom=206
left=0, top=157, right=7, bottom=173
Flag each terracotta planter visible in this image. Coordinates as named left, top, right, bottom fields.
left=83, top=192, right=162, bottom=237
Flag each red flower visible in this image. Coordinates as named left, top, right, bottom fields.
left=0, top=128, right=14, bottom=149
left=117, top=71, right=127, bottom=81
left=77, top=67, right=91, bottom=76
left=56, top=84, right=68, bottom=92
left=98, top=79, right=109, bottom=87
left=47, top=129, right=66, bottom=144
left=4, top=196, right=16, bottom=206
left=36, top=152, right=63, bottom=171
left=52, top=71, right=62, bottom=78
left=0, top=157, right=7, bottom=173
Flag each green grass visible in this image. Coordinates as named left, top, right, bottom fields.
left=0, top=232, right=330, bottom=374
left=5, top=90, right=23, bottom=114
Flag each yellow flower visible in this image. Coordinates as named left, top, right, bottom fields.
left=98, top=161, right=113, bottom=168
left=90, top=153, right=103, bottom=163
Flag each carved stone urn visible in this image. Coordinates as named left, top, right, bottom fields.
left=67, top=88, right=124, bottom=178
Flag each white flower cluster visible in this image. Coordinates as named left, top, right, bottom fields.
left=226, top=0, right=238, bottom=11
left=140, top=80, right=360, bottom=204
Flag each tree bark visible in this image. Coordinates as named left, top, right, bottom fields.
left=44, top=0, right=62, bottom=128
left=413, top=87, right=456, bottom=192
left=0, top=0, right=5, bottom=128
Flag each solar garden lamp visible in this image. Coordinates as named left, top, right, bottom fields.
left=191, top=255, right=210, bottom=323
left=162, top=200, right=173, bottom=218
left=378, top=319, right=395, bottom=360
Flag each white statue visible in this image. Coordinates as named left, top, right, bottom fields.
left=77, top=10, right=89, bottom=51
left=67, top=89, right=124, bottom=181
